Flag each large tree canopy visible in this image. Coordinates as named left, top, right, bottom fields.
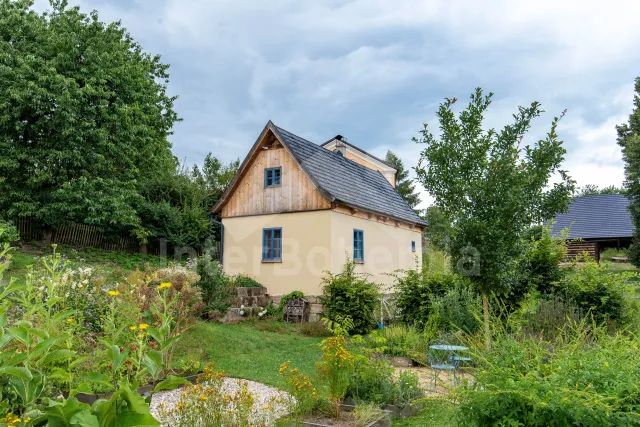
left=385, top=150, right=421, bottom=210
left=0, top=0, right=179, bottom=229
left=414, top=88, right=574, bottom=348
left=617, top=77, right=640, bottom=266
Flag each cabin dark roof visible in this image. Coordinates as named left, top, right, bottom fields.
left=271, top=125, right=426, bottom=226
left=549, top=194, right=633, bottom=239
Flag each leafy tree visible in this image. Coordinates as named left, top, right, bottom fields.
left=423, top=205, right=452, bottom=251
left=414, top=88, right=574, bottom=349
left=617, top=77, right=640, bottom=267
left=576, top=184, right=624, bottom=196
left=385, top=151, right=421, bottom=209
left=0, top=0, right=179, bottom=232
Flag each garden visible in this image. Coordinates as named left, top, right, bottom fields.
left=3, top=214, right=640, bottom=427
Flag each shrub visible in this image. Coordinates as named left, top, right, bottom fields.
left=552, top=258, right=631, bottom=324
left=193, top=254, right=234, bottom=317
left=233, top=274, right=263, bottom=288
left=354, top=403, right=386, bottom=427
left=0, top=219, right=19, bottom=244
left=515, top=294, right=584, bottom=338
left=507, top=225, right=567, bottom=309
left=430, top=282, right=482, bottom=334
left=279, top=360, right=318, bottom=415
left=369, top=324, right=423, bottom=359
left=346, top=336, right=424, bottom=406
left=393, top=269, right=457, bottom=329
left=458, top=324, right=640, bottom=427
left=152, top=265, right=200, bottom=291
left=321, top=260, right=380, bottom=335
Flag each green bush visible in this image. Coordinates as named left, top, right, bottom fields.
left=0, top=219, right=19, bottom=244
left=232, top=274, right=263, bottom=288
left=459, top=324, right=640, bottom=426
left=193, top=254, right=233, bottom=316
left=346, top=336, right=424, bottom=406
left=553, top=259, right=630, bottom=324
left=430, top=282, right=482, bottom=334
left=369, top=324, right=424, bottom=359
left=514, top=294, right=584, bottom=338
left=507, top=225, right=567, bottom=309
left=278, top=290, right=305, bottom=312
left=394, top=269, right=457, bottom=329
left=321, top=259, right=380, bottom=335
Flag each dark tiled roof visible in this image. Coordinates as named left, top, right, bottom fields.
left=549, top=194, right=633, bottom=239
left=272, top=125, right=426, bottom=226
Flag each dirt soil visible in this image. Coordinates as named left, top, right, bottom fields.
left=394, top=366, right=474, bottom=397
left=303, top=411, right=358, bottom=427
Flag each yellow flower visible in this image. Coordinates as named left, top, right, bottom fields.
left=129, top=326, right=137, bottom=331
left=137, top=333, right=144, bottom=339
left=107, top=290, right=120, bottom=297
left=138, top=323, right=149, bottom=330
left=158, top=282, right=172, bottom=289
left=67, top=318, right=73, bottom=324
left=201, top=394, right=207, bottom=401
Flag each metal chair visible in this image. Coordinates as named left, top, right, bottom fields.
left=427, top=339, right=459, bottom=391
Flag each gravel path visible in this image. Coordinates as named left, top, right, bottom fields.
left=150, top=377, right=293, bottom=426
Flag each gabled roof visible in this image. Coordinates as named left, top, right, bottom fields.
left=321, top=137, right=397, bottom=171
left=213, top=121, right=426, bottom=227
left=549, top=194, right=633, bottom=239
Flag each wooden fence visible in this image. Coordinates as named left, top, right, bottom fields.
left=14, top=218, right=138, bottom=253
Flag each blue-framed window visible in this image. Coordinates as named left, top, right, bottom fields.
left=262, top=228, right=282, bottom=261
left=353, top=229, right=364, bottom=262
left=412, top=241, right=416, bottom=252
left=264, top=167, right=282, bottom=188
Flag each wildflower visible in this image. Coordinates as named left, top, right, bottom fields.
left=119, top=347, right=124, bottom=353
left=129, top=326, right=137, bottom=331
left=67, top=318, right=73, bottom=324
left=138, top=323, right=149, bottom=330
left=137, top=333, right=144, bottom=339
left=158, top=282, right=172, bottom=289
left=107, top=290, right=120, bottom=297
left=150, top=341, right=157, bottom=349
left=131, top=346, right=137, bottom=351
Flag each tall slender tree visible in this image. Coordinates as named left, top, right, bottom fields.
left=385, top=151, right=421, bottom=209
left=617, top=77, right=640, bottom=266
left=414, top=88, right=574, bottom=349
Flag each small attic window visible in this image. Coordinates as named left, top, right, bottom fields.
left=264, top=167, right=282, bottom=188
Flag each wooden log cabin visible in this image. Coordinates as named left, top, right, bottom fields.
left=549, top=194, right=634, bottom=262
left=211, top=121, right=426, bottom=297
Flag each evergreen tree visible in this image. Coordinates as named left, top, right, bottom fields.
left=385, top=151, right=421, bottom=209
left=617, top=77, right=640, bottom=266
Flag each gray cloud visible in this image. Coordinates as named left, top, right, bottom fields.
left=34, top=0, right=640, bottom=209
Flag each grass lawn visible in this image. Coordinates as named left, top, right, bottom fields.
left=393, top=399, right=458, bottom=426
left=173, top=321, right=323, bottom=387
left=4, top=243, right=168, bottom=282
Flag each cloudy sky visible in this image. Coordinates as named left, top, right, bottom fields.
left=36, top=0, right=640, bottom=209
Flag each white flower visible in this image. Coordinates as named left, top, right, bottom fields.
left=38, top=286, right=45, bottom=292
left=239, top=310, right=245, bottom=316
left=240, top=305, right=245, bottom=309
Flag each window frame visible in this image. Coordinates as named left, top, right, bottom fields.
left=353, top=229, right=364, bottom=262
left=264, top=167, right=282, bottom=188
left=262, top=227, right=282, bottom=262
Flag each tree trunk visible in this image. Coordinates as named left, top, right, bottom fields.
left=482, top=292, right=491, bottom=351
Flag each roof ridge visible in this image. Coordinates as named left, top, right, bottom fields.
left=274, top=124, right=396, bottom=182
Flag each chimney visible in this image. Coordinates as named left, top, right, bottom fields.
left=334, top=135, right=347, bottom=157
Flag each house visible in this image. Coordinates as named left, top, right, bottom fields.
left=211, top=121, right=426, bottom=297
left=549, top=194, right=634, bottom=261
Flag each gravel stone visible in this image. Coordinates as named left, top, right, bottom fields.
left=150, top=377, right=293, bottom=426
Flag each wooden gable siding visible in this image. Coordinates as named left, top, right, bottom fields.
left=221, top=147, right=331, bottom=218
